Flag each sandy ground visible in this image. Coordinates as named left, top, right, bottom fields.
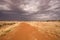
left=0, top=21, right=60, bottom=40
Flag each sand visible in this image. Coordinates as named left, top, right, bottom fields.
left=0, top=21, right=60, bottom=40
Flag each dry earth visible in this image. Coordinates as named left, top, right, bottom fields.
left=0, top=21, right=60, bottom=40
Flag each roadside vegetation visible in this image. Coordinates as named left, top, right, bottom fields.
left=0, top=23, right=15, bottom=28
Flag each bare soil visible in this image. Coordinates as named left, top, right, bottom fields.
left=0, top=21, right=60, bottom=40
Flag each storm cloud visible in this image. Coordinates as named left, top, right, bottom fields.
left=0, top=0, right=60, bottom=21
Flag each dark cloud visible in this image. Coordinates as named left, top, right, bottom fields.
left=0, top=0, right=60, bottom=21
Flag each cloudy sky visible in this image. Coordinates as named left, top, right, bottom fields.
left=0, top=0, right=60, bottom=21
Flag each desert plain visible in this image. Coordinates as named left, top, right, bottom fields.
left=0, top=21, right=60, bottom=40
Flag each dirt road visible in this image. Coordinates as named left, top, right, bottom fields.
left=0, top=22, right=60, bottom=40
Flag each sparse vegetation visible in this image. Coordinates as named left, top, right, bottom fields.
left=0, top=25, right=3, bottom=27
left=0, top=23, right=15, bottom=27
left=0, top=22, right=17, bottom=37
left=0, top=21, right=60, bottom=40
left=3, top=23, right=15, bottom=25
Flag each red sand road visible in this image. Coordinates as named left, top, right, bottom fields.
left=0, top=22, right=59, bottom=40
